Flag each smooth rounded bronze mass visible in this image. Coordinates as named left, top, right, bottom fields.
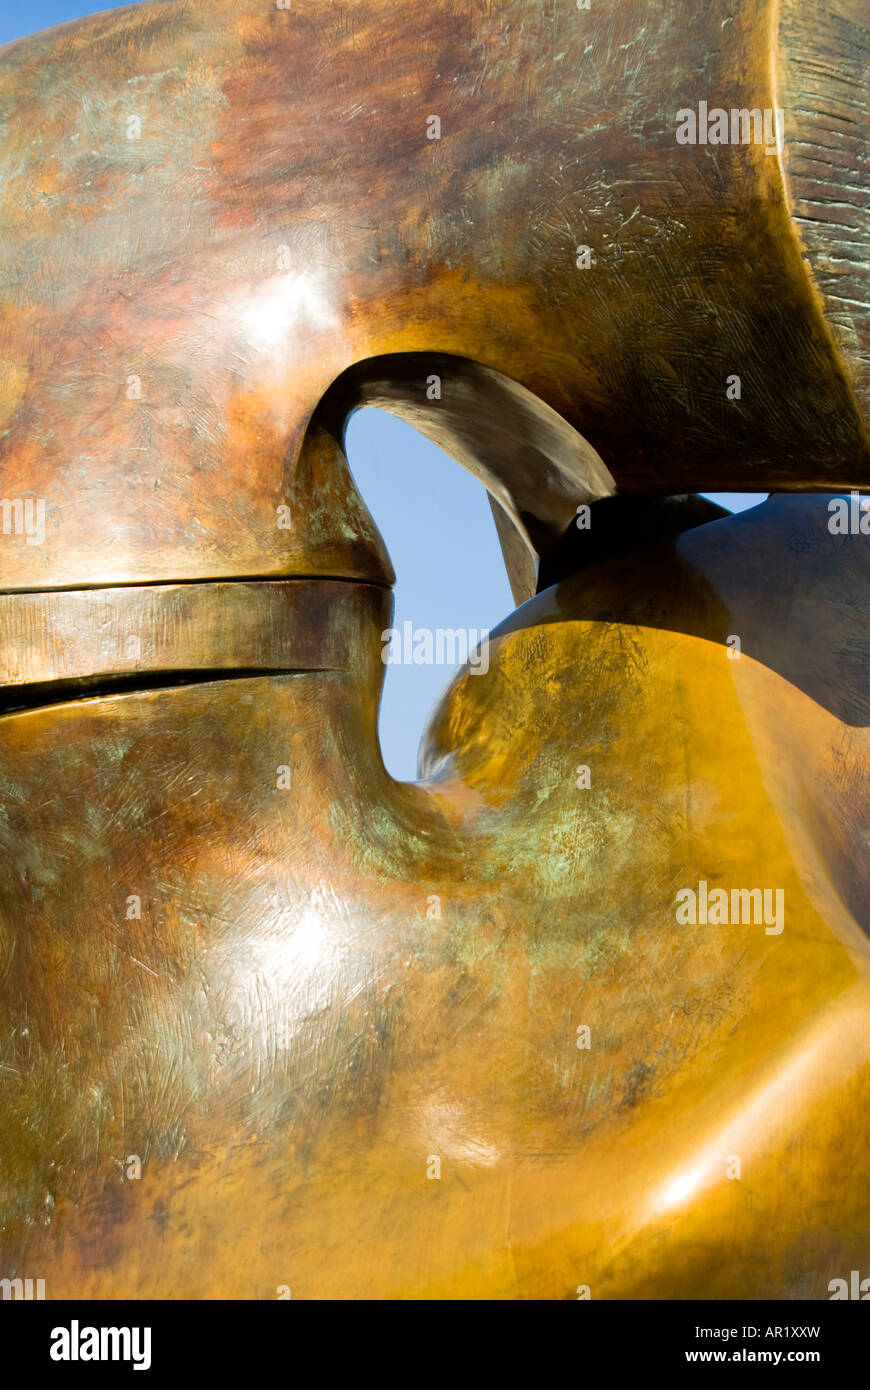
left=0, top=0, right=868, bottom=592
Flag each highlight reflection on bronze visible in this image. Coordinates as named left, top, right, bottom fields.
left=0, top=0, right=868, bottom=591
left=0, top=0, right=868, bottom=1299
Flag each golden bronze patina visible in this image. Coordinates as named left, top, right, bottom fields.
left=0, top=0, right=868, bottom=1299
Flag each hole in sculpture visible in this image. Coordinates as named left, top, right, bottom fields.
left=344, top=406, right=514, bottom=782
left=700, top=493, right=768, bottom=513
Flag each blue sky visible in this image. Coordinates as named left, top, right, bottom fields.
left=2, top=2, right=766, bottom=778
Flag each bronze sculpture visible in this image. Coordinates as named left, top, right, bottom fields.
left=0, top=0, right=868, bottom=1298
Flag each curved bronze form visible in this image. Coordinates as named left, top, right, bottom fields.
left=0, top=0, right=868, bottom=1299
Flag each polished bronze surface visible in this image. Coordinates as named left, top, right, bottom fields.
left=0, top=0, right=868, bottom=590
left=0, top=494, right=868, bottom=1299
left=0, top=0, right=869, bottom=1301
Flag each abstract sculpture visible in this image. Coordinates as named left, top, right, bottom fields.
left=0, top=0, right=868, bottom=1298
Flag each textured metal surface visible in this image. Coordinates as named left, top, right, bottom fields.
left=0, top=0, right=869, bottom=591
left=0, top=495, right=868, bottom=1298
left=0, top=0, right=869, bottom=1302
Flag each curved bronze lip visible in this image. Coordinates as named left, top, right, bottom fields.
left=0, top=577, right=392, bottom=700
left=0, top=573, right=395, bottom=598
